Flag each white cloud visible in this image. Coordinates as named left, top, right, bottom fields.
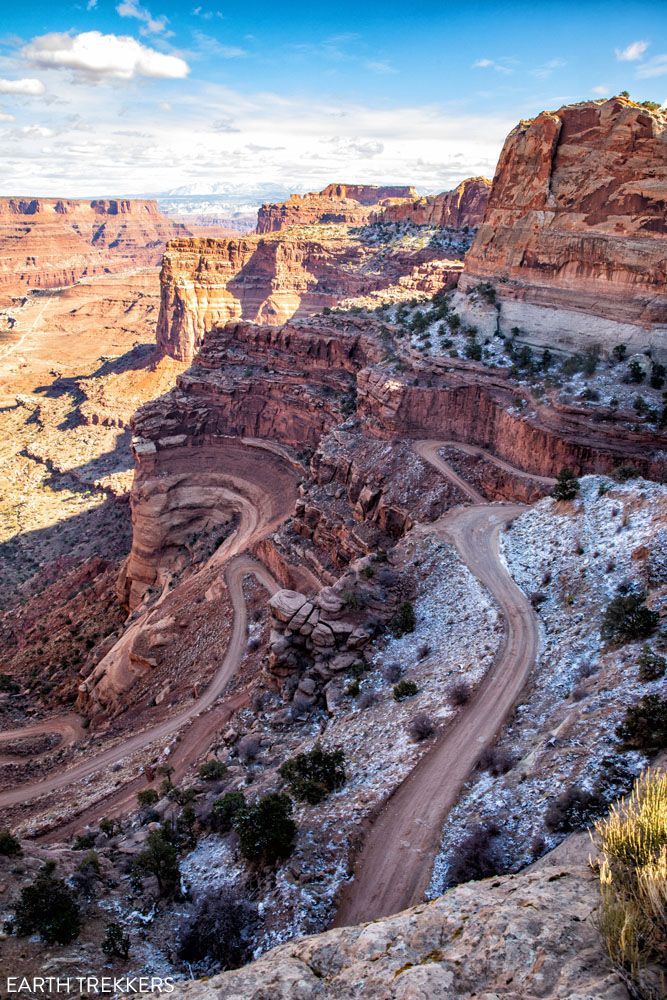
left=192, top=31, right=246, bottom=58
left=364, top=60, right=396, bottom=75
left=0, top=111, right=15, bottom=122
left=87, top=0, right=98, bottom=9
left=615, top=40, right=649, bottom=62
left=532, top=58, right=565, bottom=80
left=591, top=85, right=609, bottom=95
left=116, top=2, right=171, bottom=36
left=472, top=57, right=513, bottom=75
left=0, top=77, right=46, bottom=96
left=24, top=31, right=189, bottom=81
left=636, top=55, right=667, bottom=79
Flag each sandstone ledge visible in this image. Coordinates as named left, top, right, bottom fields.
left=164, top=862, right=626, bottom=999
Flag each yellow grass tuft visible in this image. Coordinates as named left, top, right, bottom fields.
left=593, top=769, right=667, bottom=998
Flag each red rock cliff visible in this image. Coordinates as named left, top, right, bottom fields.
left=156, top=229, right=465, bottom=361
left=376, top=178, right=491, bottom=228
left=453, top=99, right=667, bottom=357
left=0, top=197, right=191, bottom=304
left=256, top=184, right=418, bottom=233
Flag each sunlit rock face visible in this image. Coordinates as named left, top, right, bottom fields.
left=0, top=197, right=191, bottom=304
left=453, top=98, right=667, bottom=358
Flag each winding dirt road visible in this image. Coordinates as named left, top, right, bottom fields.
left=0, top=551, right=280, bottom=812
left=333, top=444, right=540, bottom=925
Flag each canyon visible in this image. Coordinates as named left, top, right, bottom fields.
left=0, top=95, right=665, bottom=1000
left=0, top=198, right=197, bottom=306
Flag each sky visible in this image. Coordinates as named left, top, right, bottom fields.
left=0, top=0, right=665, bottom=198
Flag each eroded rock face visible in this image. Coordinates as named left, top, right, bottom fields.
left=256, top=184, right=419, bottom=233
left=0, top=197, right=191, bottom=304
left=376, top=177, right=491, bottom=228
left=453, top=98, right=667, bottom=356
left=163, top=861, right=627, bottom=1000
left=156, top=230, right=465, bottom=362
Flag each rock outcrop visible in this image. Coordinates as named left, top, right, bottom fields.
left=0, top=197, right=191, bottom=304
left=163, top=860, right=627, bottom=1000
left=156, top=229, right=465, bottom=361
left=375, top=176, right=491, bottom=228
left=453, top=98, right=667, bottom=357
left=256, top=184, right=418, bottom=233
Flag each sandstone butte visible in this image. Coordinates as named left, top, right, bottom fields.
left=256, top=179, right=490, bottom=233
left=0, top=197, right=192, bottom=305
left=453, top=97, right=667, bottom=358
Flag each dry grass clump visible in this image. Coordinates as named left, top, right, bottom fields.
left=593, top=769, right=667, bottom=998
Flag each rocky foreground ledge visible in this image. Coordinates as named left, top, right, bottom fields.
left=164, top=853, right=626, bottom=1000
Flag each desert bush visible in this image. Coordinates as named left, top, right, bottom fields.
left=478, top=746, right=515, bottom=776
left=545, top=785, right=608, bottom=833
left=616, top=695, right=667, bottom=753
left=448, top=679, right=472, bottom=706
left=279, top=743, right=346, bottom=804
left=383, top=662, right=403, bottom=684
left=638, top=647, right=667, bottom=683
left=102, top=922, right=130, bottom=960
left=134, top=829, right=180, bottom=898
left=0, top=829, right=21, bottom=856
left=198, top=759, right=227, bottom=782
left=627, top=359, right=645, bottom=384
left=72, top=830, right=97, bottom=851
left=408, top=712, right=435, bottom=741
left=13, top=862, right=81, bottom=945
left=601, top=593, right=658, bottom=644
left=612, top=464, right=640, bottom=482
left=594, top=770, right=667, bottom=997
left=0, top=673, right=19, bottom=694
left=237, top=735, right=261, bottom=764
left=552, top=468, right=580, bottom=501
left=393, top=679, right=418, bottom=701
left=391, top=601, right=416, bottom=637
left=447, top=822, right=502, bottom=886
left=137, top=788, right=159, bottom=809
left=358, top=688, right=378, bottom=710
left=178, top=888, right=256, bottom=973
left=233, top=792, right=296, bottom=866
left=211, top=791, right=246, bottom=834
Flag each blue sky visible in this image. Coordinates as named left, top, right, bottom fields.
left=0, top=0, right=665, bottom=196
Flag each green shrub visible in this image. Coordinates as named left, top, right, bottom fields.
left=649, top=362, right=665, bottom=389
left=637, top=647, right=667, bottom=683
left=72, top=831, right=97, bottom=851
left=612, top=464, right=640, bottom=482
left=134, top=829, right=180, bottom=897
left=177, top=888, right=255, bottom=973
left=198, top=759, right=227, bottom=782
left=545, top=785, right=607, bottom=832
left=611, top=344, right=627, bottom=363
left=137, top=788, right=159, bottom=808
left=13, top=862, right=81, bottom=945
left=628, top=360, right=645, bottom=384
left=233, top=793, right=296, bottom=866
left=211, top=791, right=246, bottom=833
left=617, top=696, right=667, bottom=752
left=279, top=744, right=346, bottom=804
left=601, top=593, right=658, bottom=644
left=552, top=468, right=580, bottom=501
left=391, top=601, right=416, bottom=637
left=0, top=673, right=19, bottom=694
left=102, top=922, right=130, bottom=960
left=0, top=829, right=21, bottom=856
left=393, top=679, right=419, bottom=701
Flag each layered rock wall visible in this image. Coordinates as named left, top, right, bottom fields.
left=256, top=184, right=418, bottom=233
left=453, top=98, right=667, bottom=356
left=0, top=197, right=191, bottom=304
left=375, top=177, right=491, bottom=228
left=156, top=231, right=464, bottom=361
